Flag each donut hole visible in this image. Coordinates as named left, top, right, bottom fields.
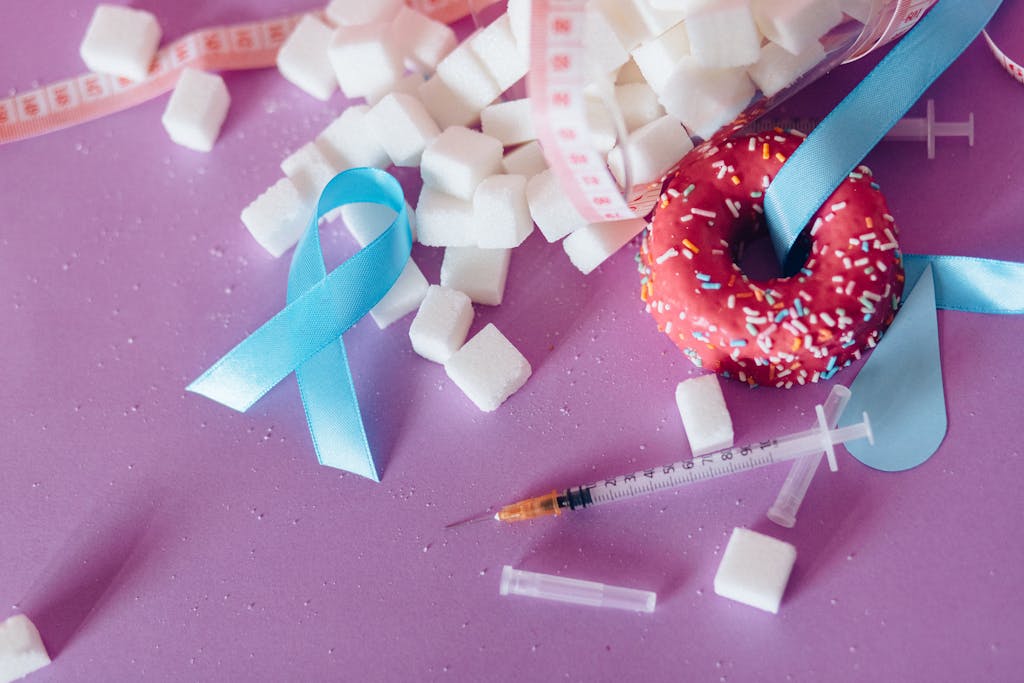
left=733, top=230, right=812, bottom=282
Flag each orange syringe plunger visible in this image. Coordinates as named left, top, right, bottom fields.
left=495, top=491, right=562, bottom=523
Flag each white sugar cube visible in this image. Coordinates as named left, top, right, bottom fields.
left=753, top=0, right=843, bottom=56
left=659, top=57, right=756, bottom=138
left=714, top=528, right=797, bottom=613
left=584, top=6, right=632, bottom=78
left=468, top=14, right=529, bottom=93
left=440, top=246, right=511, bottom=306
left=748, top=40, right=826, bottom=97
left=328, top=23, right=404, bottom=99
left=614, top=82, right=667, bottom=132
left=608, top=114, right=693, bottom=186
left=160, top=68, right=230, bottom=152
left=369, top=258, right=429, bottom=329
left=675, top=374, right=734, bottom=455
left=630, top=21, right=692, bottom=94
left=507, top=0, right=532, bottom=57
left=325, top=0, right=403, bottom=26
left=241, top=178, right=311, bottom=257
left=276, top=14, right=336, bottom=101
left=364, top=72, right=426, bottom=108
left=280, top=142, right=338, bottom=202
left=435, top=42, right=502, bottom=113
left=584, top=98, right=618, bottom=154
left=480, top=99, right=536, bottom=147
left=502, top=141, right=548, bottom=178
left=409, top=285, right=475, bottom=363
left=474, top=174, right=533, bottom=248
left=365, top=92, right=441, bottom=167
left=629, top=0, right=687, bottom=36
left=421, top=126, right=504, bottom=201
left=417, top=75, right=482, bottom=129
left=649, top=0, right=716, bottom=14
left=79, top=4, right=161, bottom=81
left=391, top=6, right=457, bottom=71
left=445, top=323, right=532, bottom=412
left=416, top=187, right=476, bottom=247
left=526, top=170, right=587, bottom=242
left=339, top=201, right=417, bottom=246
left=563, top=218, right=646, bottom=274
left=0, top=614, right=51, bottom=682
left=589, top=0, right=652, bottom=51
left=686, top=0, right=762, bottom=68
left=315, top=104, right=390, bottom=170
left=616, top=58, right=647, bottom=84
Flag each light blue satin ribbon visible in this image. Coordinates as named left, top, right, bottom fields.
left=761, top=0, right=1024, bottom=471
left=187, top=168, right=412, bottom=481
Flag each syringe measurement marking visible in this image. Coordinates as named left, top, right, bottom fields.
left=584, top=444, right=778, bottom=507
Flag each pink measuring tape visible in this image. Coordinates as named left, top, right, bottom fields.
left=0, top=1, right=484, bottom=146
left=527, top=0, right=661, bottom=224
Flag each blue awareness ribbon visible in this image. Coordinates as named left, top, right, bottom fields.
left=187, top=168, right=413, bottom=481
left=761, top=0, right=1024, bottom=470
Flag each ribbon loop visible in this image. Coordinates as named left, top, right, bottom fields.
left=188, top=167, right=412, bottom=481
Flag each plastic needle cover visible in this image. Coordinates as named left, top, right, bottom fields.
left=500, top=566, right=656, bottom=613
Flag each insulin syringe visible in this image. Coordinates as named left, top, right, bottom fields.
left=449, top=406, right=872, bottom=527
left=747, top=99, right=973, bottom=160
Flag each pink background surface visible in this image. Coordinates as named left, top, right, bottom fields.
left=2, top=2, right=1022, bottom=681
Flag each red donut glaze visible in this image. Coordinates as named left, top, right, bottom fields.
left=640, top=131, right=905, bottom=388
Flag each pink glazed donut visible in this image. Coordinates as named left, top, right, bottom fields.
left=640, top=130, right=906, bottom=388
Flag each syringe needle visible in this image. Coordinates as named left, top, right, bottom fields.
left=444, top=511, right=495, bottom=530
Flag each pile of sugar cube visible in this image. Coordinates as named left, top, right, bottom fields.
left=77, top=0, right=860, bottom=412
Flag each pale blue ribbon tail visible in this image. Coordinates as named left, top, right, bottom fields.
left=760, top=0, right=1008, bottom=472
left=843, top=265, right=945, bottom=472
left=187, top=167, right=411, bottom=481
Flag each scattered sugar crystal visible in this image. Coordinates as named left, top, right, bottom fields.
left=364, top=92, right=441, bottom=167
left=79, top=4, right=161, bottom=81
left=409, top=285, right=474, bottom=363
left=675, top=374, right=734, bottom=455
left=563, top=218, right=647, bottom=275
left=0, top=614, right=51, bottom=683
left=444, top=323, right=531, bottom=412
left=276, top=14, right=337, bottom=101
left=240, top=178, right=311, bottom=258
left=440, top=246, right=511, bottom=306
left=714, top=528, right=797, bottom=613
left=160, top=68, right=230, bottom=152
left=474, top=174, right=533, bottom=248
left=421, top=126, right=503, bottom=201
